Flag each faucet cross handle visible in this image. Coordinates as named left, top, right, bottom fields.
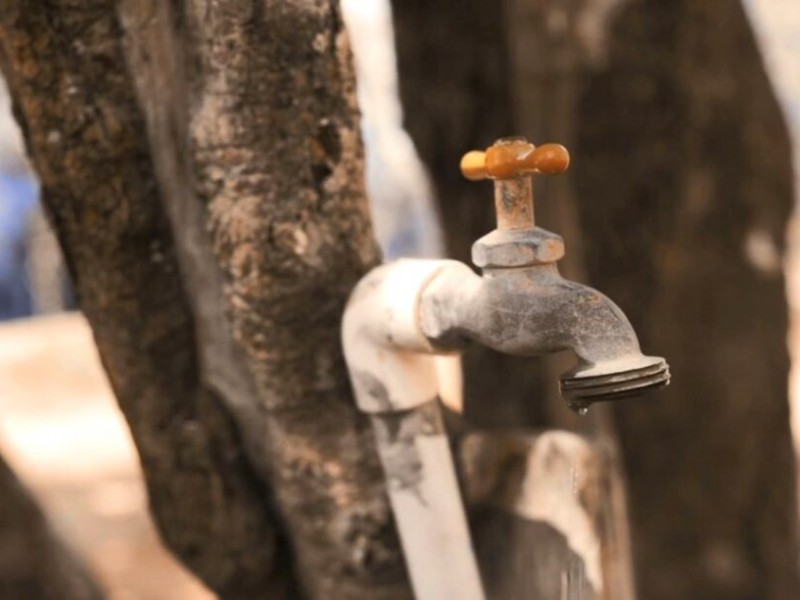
left=460, top=137, right=569, bottom=231
left=460, top=138, right=570, bottom=181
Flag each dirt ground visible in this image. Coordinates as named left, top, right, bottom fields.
left=0, top=313, right=212, bottom=600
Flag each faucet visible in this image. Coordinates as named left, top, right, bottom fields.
left=421, top=137, right=670, bottom=412
left=342, top=137, right=669, bottom=600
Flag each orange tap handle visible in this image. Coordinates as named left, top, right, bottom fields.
left=460, top=140, right=570, bottom=180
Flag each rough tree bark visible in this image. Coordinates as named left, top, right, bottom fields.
left=0, top=3, right=294, bottom=597
left=393, top=0, right=800, bottom=598
left=0, top=2, right=411, bottom=599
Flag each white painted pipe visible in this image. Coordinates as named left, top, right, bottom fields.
left=342, top=259, right=485, bottom=600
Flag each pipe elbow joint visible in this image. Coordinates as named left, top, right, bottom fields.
left=342, top=259, right=467, bottom=413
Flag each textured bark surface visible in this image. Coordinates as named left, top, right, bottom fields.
left=175, top=3, right=409, bottom=598
left=117, top=3, right=411, bottom=598
left=0, top=1, right=415, bottom=597
left=0, top=3, right=294, bottom=598
left=0, top=456, right=103, bottom=600
left=395, top=0, right=800, bottom=598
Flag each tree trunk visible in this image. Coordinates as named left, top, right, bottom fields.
left=575, top=1, right=800, bottom=598
left=394, top=0, right=800, bottom=598
left=0, top=3, right=294, bottom=597
left=0, top=2, right=411, bottom=598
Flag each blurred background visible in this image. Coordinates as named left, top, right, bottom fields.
left=1, top=0, right=799, bottom=598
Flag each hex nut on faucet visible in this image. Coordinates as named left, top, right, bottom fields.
left=472, top=227, right=565, bottom=268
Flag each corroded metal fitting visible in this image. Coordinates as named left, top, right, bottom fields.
left=472, top=227, right=565, bottom=269
left=461, top=137, right=570, bottom=269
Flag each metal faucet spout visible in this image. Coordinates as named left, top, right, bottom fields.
left=419, top=261, right=670, bottom=411
left=425, top=135, right=670, bottom=411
